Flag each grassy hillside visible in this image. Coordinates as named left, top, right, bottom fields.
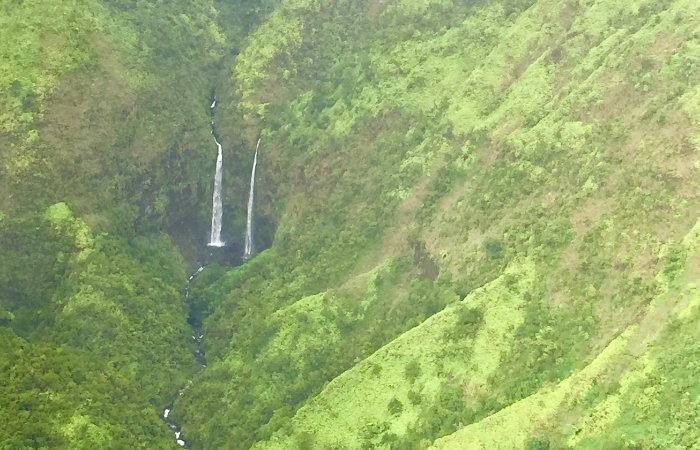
left=3, top=0, right=700, bottom=448
left=174, top=0, right=700, bottom=448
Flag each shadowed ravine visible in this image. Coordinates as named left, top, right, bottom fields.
left=161, top=264, right=207, bottom=448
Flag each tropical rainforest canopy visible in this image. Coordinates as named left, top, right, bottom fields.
left=2, top=0, right=700, bottom=449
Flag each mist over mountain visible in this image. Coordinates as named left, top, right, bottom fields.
left=2, top=0, right=700, bottom=449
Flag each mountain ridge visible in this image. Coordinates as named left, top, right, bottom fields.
left=3, top=0, right=700, bottom=448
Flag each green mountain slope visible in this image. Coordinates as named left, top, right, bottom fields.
left=0, top=0, right=263, bottom=447
left=175, top=0, right=700, bottom=448
left=3, top=0, right=700, bottom=448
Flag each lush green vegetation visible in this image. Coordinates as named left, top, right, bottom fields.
left=0, top=0, right=266, bottom=446
left=0, top=201, right=198, bottom=448
left=3, top=0, right=700, bottom=448
left=177, top=0, right=700, bottom=448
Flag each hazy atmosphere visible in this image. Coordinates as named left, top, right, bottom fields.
left=2, top=0, right=700, bottom=449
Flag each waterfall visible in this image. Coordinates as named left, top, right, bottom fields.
left=208, top=137, right=225, bottom=247
left=244, top=139, right=260, bottom=257
left=208, top=97, right=225, bottom=247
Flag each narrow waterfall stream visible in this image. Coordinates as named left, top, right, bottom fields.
left=208, top=98, right=225, bottom=247
left=164, top=406, right=187, bottom=447
left=188, top=266, right=207, bottom=369
left=161, top=265, right=207, bottom=448
left=161, top=97, right=264, bottom=447
left=161, top=96, right=223, bottom=447
left=244, top=138, right=260, bottom=257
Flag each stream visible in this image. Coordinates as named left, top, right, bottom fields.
left=159, top=93, right=243, bottom=447
left=161, top=265, right=207, bottom=448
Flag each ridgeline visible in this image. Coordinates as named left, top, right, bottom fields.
left=2, top=0, right=700, bottom=449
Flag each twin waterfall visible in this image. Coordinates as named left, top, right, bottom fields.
left=244, top=139, right=260, bottom=257
left=207, top=97, right=259, bottom=257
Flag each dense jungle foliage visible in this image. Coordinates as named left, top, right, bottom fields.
left=2, top=0, right=700, bottom=449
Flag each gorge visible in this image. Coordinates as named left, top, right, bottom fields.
left=2, top=0, right=700, bottom=449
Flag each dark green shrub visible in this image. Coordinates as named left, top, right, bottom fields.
left=484, top=238, right=503, bottom=259
left=388, top=397, right=404, bottom=416
left=525, top=437, right=550, bottom=450
left=404, top=360, right=422, bottom=383
left=408, top=390, right=422, bottom=406
left=296, top=431, right=315, bottom=450
left=458, top=307, right=482, bottom=326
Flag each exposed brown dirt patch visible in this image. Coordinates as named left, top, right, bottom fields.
left=621, top=128, right=644, bottom=157
left=570, top=196, right=612, bottom=236
left=597, top=82, right=640, bottom=121
left=552, top=290, right=568, bottom=306
left=559, top=243, right=579, bottom=272
left=367, top=0, right=386, bottom=19
left=558, top=2, right=578, bottom=30
left=646, top=31, right=684, bottom=63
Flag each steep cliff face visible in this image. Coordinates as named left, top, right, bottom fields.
left=3, top=0, right=700, bottom=449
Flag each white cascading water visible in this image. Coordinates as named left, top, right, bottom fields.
left=208, top=136, right=225, bottom=246
left=244, top=139, right=260, bottom=257
left=208, top=100, right=225, bottom=247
